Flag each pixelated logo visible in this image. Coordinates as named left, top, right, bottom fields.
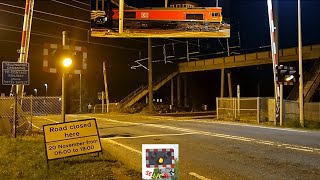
left=142, top=144, right=178, bottom=180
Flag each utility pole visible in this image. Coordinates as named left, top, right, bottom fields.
left=79, top=74, right=82, bottom=112
left=148, top=38, right=153, bottom=113
left=298, top=0, right=304, bottom=127
left=119, top=0, right=124, bottom=33
left=226, top=39, right=230, bottom=56
left=103, top=61, right=109, bottom=113
left=280, top=84, right=283, bottom=126
left=62, top=31, right=67, bottom=122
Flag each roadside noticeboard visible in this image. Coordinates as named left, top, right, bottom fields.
left=2, top=61, right=29, bottom=85
left=43, top=119, right=102, bottom=160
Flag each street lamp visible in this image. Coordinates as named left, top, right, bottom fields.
left=62, top=57, right=72, bottom=122
left=44, top=84, right=48, bottom=97
left=33, top=88, right=37, bottom=96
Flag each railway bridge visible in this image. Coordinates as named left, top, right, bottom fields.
left=120, top=44, right=320, bottom=109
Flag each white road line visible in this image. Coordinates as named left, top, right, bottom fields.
left=105, top=132, right=196, bottom=140
left=34, top=116, right=59, bottom=123
left=102, top=139, right=142, bottom=155
left=285, top=146, right=314, bottom=152
left=28, top=122, right=41, bottom=130
left=179, top=119, right=310, bottom=133
left=189, top=172, right=211, bottom=180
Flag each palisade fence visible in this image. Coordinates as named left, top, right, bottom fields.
left=0, top=96, right=61, bottom=136
left=216, top=97, right=273, bottom=123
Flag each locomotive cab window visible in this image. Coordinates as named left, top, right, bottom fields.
left=186, top=14, right=204, bottom=20
left=124, top=12, right=136, bottom=18
left=212, top=12, right=220, bottom=17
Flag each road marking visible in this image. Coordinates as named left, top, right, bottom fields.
left=34, top=116, right=59, bottom=123
left=75, top=115, right=320, bottom=154
left=189, top=172, right=211, bottom=180
left=177, top=119, right=310, bottom=133
left=105, top=132, right=196, bottom=140
left=102, top=139, right=142, bottom=155
left=285, top=146, right=314, bottom=152
left=27, top=121, right=41, bottom=130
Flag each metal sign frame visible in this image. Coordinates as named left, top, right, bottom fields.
left=43, top=118, right=103, bottom=163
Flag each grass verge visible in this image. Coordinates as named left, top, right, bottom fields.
left=0, top=134, right=140, bottom=180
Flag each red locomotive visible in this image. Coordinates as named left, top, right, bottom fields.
left=91, top=0, right=223, bottom=31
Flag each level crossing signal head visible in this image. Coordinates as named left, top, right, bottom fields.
left=146, top=149, right=174, bottom=168
left=43, top=43, right=87, bottom=74
left=276, top=65, right=298, bottom=85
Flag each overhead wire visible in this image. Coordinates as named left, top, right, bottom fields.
left=0, top=1, right=144, bottom=49
left=51, top=0, right=90, bottom=12
left=72, top=0, right=90, bottom=6
left=0, top=9, right=89, bottom=31
left=0, top=39, right=42, bottom=46
left=0, top=23, right=63, bottom=37
left=0, top=2, right=89, bottom=24
left=0, top=26, right=140, bottom=51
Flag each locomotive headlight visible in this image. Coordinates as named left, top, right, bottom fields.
left=104, top=17, right=108, bottom=22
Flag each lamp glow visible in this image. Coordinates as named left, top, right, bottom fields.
left=285, top=75, right=294, bottom=81
left=63, top=58, right=72, bottom=67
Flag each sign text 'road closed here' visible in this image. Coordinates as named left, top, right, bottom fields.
left=43, top=119, right=102, bottom=160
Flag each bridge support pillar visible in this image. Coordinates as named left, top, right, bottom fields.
left=220, top=68, right=225, bottom=97
left=177, top=73, right=181, bottom=107
left=227, top=71, right=232, bottom=97
left=148, top=38, right=153, bottom=113
left=184, top=75, right=188, bottom=107
left=171, top=78, right=174, bottom=106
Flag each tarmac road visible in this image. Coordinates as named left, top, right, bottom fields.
left=69, top=114, right=320, bottom=179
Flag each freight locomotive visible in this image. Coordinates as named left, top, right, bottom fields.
left=91, top=1, right=223, bottom=31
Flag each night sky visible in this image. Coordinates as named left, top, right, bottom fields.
left=0, top=0, right=320, bottom=109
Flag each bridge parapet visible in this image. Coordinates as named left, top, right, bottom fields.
left=179, top=44, right=320, bottom=73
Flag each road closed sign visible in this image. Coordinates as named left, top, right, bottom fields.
left=43, top=119, right=102, bottom=160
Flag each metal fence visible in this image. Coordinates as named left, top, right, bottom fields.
left=216, top=97, right=273, bottom=123
left=93, top=103, right=119, bottom=113
left=217, top=97, right=320, bottom=124
left=0, top=96, right=61, bottom=136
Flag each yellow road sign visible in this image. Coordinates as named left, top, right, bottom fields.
left=43, top=119, right=102, bottom=160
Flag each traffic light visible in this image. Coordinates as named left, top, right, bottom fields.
left=146, top=149, right=175, bottom=168
left=276, top=65, right=298, bottom=85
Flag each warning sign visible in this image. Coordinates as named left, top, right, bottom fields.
left=43, top=119, right=102, bottom=160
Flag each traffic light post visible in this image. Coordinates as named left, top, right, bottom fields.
left=43, top=32, right=88, bottom=122
left=276, top=65, right=298, bottom=126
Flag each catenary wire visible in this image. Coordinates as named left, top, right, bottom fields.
left=0, top=26, right=140, bottom=51
left=51, top=0, right=90, bottom=12
left=0, top=2, right=89, bottom=24
left=71, top=0, right=90, bottom=6
left=0, top=9, right=89, bottom=31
